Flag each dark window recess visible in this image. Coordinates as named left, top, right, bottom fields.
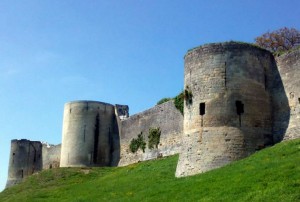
left=33, top=150, right=36, bottom=163
left=298, top=98, right=300, bottom=104
left=93, top=114, right=100, bottom=164
left=49, top=164, right=52, bottom=169
left=236, top=101, right=244, bottom=115
left=264, top=74, right=267, bottom=90
left=12, top=153, right=15, bottom=163
left=200, top=103, right=205, bottom=115
left=21, top=169, right=24, bottom=178
left=236, top=101, right=244, bottom=127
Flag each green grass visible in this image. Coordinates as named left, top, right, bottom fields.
left=1, top=139, right=300, bottom=202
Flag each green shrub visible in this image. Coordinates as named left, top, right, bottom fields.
left=174, top=91, right=184, bottom=115
left=130, top=132, right=146, bottom=153
left=156, top=91, right=184, bottom=115
left=157, top=97, right=172, bottom=105
left=148, top=127, right=161, bottom=149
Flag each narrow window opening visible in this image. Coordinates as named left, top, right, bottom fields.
left=236, top=101, right=244, bottom=115
left=33, top=150, right=36, bottom=163
left=21, top=169, right=24, bottom=178
left=83, top=125, right=86, bottom=142
left=49, top=164, right=52, bottom=169
left=264, top=74, right=267, bottom=90
left=69, top=108, right=72, bottom=114
left=298, top=98, right=300, bottom=104
left=236, top=101, right=244, bottom=127
left=200, top=103, right=205, bottom=127
left=200, top=103, right=205, bottom=115
left=93, top=114, right=100, bottom=163
left=12, top=153, right=15, bottom=164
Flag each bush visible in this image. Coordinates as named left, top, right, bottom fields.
left=157, top=98, right=172, bottom=105
left=148, top=127, right=161, bottom=149
left=174, top=91, right=184, bottom=115
left=129, top=133, right=146, bottom=153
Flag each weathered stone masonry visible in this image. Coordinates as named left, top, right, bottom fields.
left=6, top=42, right=300, bottom=188
left=176, top=42, right=277, bottom=177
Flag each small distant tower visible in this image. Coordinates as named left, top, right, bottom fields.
left=115, top=104, right=129, bottom=120
left=60, top=101, right=119, bottom=167
left=6, top=139, right=43, bottom=188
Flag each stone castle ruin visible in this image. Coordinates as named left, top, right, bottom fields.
left=6, top=42, right=300, bottom=187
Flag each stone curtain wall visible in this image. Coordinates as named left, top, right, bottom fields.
left=42, top=143, right=61, bottom=169
left=118, top=100, right=183, bottom=166
left=176, top=42, right=274, bottom=177
left=276, top=50, right=300, bottom=140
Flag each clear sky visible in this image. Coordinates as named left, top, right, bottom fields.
left=1, top=0, right=299, bottom=191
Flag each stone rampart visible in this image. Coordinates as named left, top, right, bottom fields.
left=42, top=143, right=61, bottom=169
left=118, top=100, right=183, bottom=166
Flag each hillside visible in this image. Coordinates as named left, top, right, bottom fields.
left=0, top=139, right=299, bottom=202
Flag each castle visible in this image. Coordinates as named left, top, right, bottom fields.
left=6, top=42, right=300, bottom=187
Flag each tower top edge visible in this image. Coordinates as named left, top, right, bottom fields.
left=185, top=41, right=272, bottom=58
left=64, top=100, right=114, bottom=106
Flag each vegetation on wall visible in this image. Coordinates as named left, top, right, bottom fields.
left=156, top=91, right=184, bottom=115
left=184, top=85, right=193, bottom=104
left=156, top=98, right=172, bottom=105
left=255, top=27, right=300, bottom=56
left=174, top=91, right=184, bottom=115
left=148, top=127, right=161, bottom=149
left=129, top=132, right=146, bottom=153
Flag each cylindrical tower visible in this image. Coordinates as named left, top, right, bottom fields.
left=176, top=42, right=275, bottom=177
left=6, top=139, right=43, bottom=188
left=60, top=101, right=117, bottom=167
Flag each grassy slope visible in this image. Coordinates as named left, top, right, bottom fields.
left=0, top=139, right=299, bottom=202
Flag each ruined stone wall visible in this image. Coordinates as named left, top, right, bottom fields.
left=6, top=139, right=43, bottom=188
left=118, top=100, right=183, bottom=166
left=275, top=49, right=300, bottom=141
left=42, top=143, right=61, bottom=169
left=176, top=42, right=275, bottom=177
left=60, top=101, right=119, bottom=167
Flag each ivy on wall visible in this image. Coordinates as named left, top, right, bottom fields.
left=129, top=132, right=146, bottom=153
left=148, top=127, right=161, bottom=149
left=157, top=91, right=184, bottom=115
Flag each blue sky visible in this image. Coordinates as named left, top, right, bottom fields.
left=1, top=0, right=299, bottom=191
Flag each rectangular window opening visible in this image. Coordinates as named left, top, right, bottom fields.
left=236, top=101, right=244, bottom=115
left=200, top=103, right=205, bottom=116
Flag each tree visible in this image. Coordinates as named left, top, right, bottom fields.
left=255, top=27, right=300, bottom=54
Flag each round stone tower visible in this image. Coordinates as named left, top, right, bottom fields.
left=60, top=101, right=118, bottom=167
left=6, top=139, right=43, bottom=188
left=176, top=42, right=275, bottom=177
